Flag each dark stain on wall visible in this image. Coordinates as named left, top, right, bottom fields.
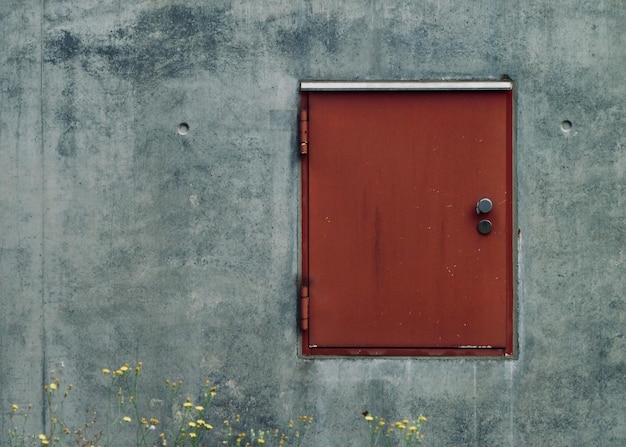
left=42, top=5, right=352, bottom=86
left=44, top=5, right=231, bottom=83
left=45, top=29, right=82, bottom=65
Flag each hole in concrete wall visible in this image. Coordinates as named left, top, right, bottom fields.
left=560, top=120, right=572, bottom=132
left=178, top=123, right=189, bottom=135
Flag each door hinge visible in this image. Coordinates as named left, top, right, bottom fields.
left=299, top=108, right=308, bottom=155
left=300, top=285, right=309, bottom=331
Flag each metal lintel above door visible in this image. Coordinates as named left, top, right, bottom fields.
left=300, top=80, right=513, bottom=92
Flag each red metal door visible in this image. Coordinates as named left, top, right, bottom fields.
left=301, top=82, right=513, bottom=356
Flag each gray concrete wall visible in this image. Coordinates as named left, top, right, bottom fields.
left=1, top=0, right=625, bottom=445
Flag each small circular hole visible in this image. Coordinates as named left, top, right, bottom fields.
left=178, top=123, right=189, bottom=135
left=561, top=120, right=572, bottom=132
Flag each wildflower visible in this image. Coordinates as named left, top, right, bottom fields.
left=188, top=422, right=197, bottom=428
left=150, top=418, right=160, bottom=425
left=120, top=364, right=129, bottom=372
left=409, top=426, right=417, bottom=432
left=200, top=421, right=213, bottom=430
left=210, top=386, right=217, bottom=396
left=123, top=416, right=132, bottom=422
left=49, top=383, right=57, bottom=391
left=418, top=415, right=427, bottom=422
left=183, top=402, right=193, bottom=408
left=364, top=415, right=374, bottom=422
left=38, top=434, right=49, bottom=445
left=258, top=439, right=265, bottom=445
left=102, top=369, right=110, bottom=375
left=195, top=405, right=204, bottom=412
left=11, top=404, right=18, bottom=413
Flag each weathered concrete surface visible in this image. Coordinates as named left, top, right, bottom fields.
left=1, top=1, right=625, bottom=445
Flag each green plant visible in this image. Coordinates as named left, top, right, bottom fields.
left=362, top=412, right=427, bottom=447
left=6, top=362, right=313, bottom=447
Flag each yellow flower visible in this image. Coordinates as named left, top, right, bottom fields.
left=123, top=416, right=132, bottom=422
left=409, top=426, right=417, bottom=432
left=102, top=368, right=110, bottom=375
left=183, top=402, right=193, bottom=408
left=150, top=418, right=160, bottom=425
left=197, top=420, right=213, bottom=430
left=49, top=383, right=57, bottom=391
left=195, top=405, right=204, bottom=412
left=189, top=432, right=197, bottom=438
left=364, top=415, right=374, bottom=421
left=258, top=439, right=265, bottom=445
left=11, top=404, right=18, bottom=413
left=188, top=422, right=197, bottom=428
left=418, top=415, right=427, bottom=422
left=38, top=434, right=47, bottom=440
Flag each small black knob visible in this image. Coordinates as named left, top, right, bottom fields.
left=477, top=219, right=493, bottom=235
left=476, top=198, right=493, bottom=214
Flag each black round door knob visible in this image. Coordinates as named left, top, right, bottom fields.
left=477, top=219, right=493, bottom=235
left=476, top=198, right=493, bottom=214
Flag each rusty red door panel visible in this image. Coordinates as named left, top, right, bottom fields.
left=301, top=84, right=514, bottom=356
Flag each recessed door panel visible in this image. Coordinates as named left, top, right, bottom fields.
left=302, top=85, right=513, bottom=356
